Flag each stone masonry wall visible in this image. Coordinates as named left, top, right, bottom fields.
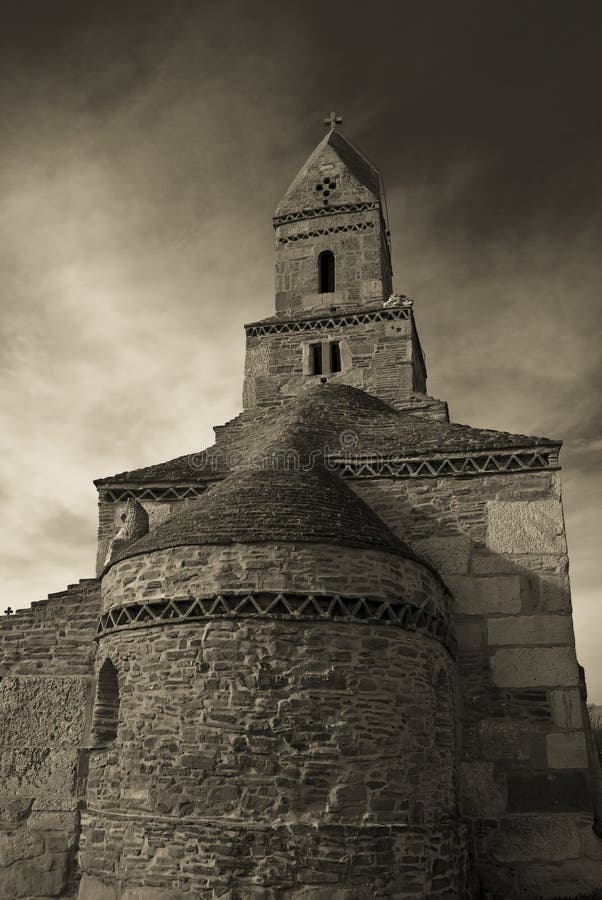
left=81, top=617, right=467, bottom=898
left=351, top=469, right=602, bottom=897
left=0, top=579, right=101, bottom=899
left=76, top=538, right=476, bottom=897
left=274, top=208, right=392, bottom=314
left=243, top=314, right=426, bottom=409
left=100, top=541, right=450, bottom=623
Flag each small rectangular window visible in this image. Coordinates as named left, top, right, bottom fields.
left=310, top=343, right=322, bottom=375
left=330, top=342, right=341, bottom=373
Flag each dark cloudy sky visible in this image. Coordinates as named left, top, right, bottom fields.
left=1, top=1, right=601, bottom=693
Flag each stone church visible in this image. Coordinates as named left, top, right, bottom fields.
left=1, top=124, right=602, bottom=900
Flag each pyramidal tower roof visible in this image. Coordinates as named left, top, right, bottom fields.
left=275, top=128, right=382, bottom=218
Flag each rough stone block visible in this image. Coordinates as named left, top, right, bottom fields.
left=0, top=797, right=33, bottom=827
left=121, top=888, right=191, bottom=900
left=0, top=676, right=91, bottom=747
left=0, top=847, right=69, bottom=899
left=0, top=748, right=78, bottom=798
left=507, top=772, right=591, bottom=813
left=77, top=874, right=117, bottom=900
left=538, top=573, right=572, bottom=612
left=487, top=615, right=573, bottom=647
left=0, top=829, right=44, bottom=866
left=485, top=499, right=566, bottom=554
left=488, top=814, right=580, bottom=862
left=470, top=552, right=517, bottom=575
left=549, top=689, right=583, bottom=729
left=413, top=536, right=471, bottom=575
left=580, top=822, right=602, bottom=860
left=454, top=619, right=484, bottom=651
left=479, top=719, right=533, bottom=763
left=446, top=574, right=521, bottom=615
left=490, top=647, right=579, bottom=688
left=519, top=857, right=602, bottom=898
left=546, top=732, right=589, bottom=769
left=460, top=761, right=507, bottom=815
left=26, top=811, right=77, bottom=831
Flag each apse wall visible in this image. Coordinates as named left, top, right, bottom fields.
left=78, top=541, right=476, bottom=899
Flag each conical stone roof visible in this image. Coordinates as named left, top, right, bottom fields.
left=105, top=448, right=417, bottom=571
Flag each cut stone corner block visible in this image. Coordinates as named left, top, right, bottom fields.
left=485, top=499, right=566, bottom=555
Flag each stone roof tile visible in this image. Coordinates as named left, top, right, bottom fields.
left=107, top=458, right=416, bottom=569
left=96, top=384, right=559, bottom=488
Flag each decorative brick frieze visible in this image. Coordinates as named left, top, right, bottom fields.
left=97, top=590, right=457, bottom=654
left=98, top=483, right=210, bottom=502
left=333, top=448, right=560, bottom=479
left=245, top=304, right=411, bottom=337
left=273, top=200, right=380, bottom=226
left=277, top=220, right=375, bottom=245
left=98, top=449, right=560, bottom=503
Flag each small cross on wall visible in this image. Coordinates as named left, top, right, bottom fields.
left=4, top=607, right=13, bottom=616
left=324, top=111, right=342, bottom=130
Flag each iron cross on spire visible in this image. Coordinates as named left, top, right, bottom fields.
left=324, top=110, right=343, bottom=130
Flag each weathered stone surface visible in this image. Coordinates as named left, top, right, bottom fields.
left=549, top=688, right=583, bottom=729
left=27, top=811, right=77, bottom=831
left=0, top=797, right=33, bottom=827
left=0, top=845, right=69, bottom=898
left=487, top=614, right=573, bottom=647
left=413, top=536, right=471, bottom=575
left=488, top=814, right=580, bottom=862
left=446, top=574, right=521, bottom=615
left=485, top=499, right=566, bottom=554
left=0, top=830, right=43, bottom=867
left=460, top=761, right=507, bottom=816
left=0, top=585, right=97, bottom=900
left=538, top=572, right=572, bottom=612
left=79, top=816, right=474, bottom=899
left=101, top=542, right=450, bottom=625
left=479, top=719, right=534, bottom=763
left=490, top=647, right=579, bottom=687
left=121, top=888, right=189, bottom=900
left=547, top=732, right=589, bottom=769
left=0, top=676, right=90, bottom=746
left=507, top=772, right=591, bottom=813
left=518, top=857, right=602, bottom=898
left=0, top=749, right=78, bottom=798
left=0, top=579, right=100, bottom=678
left=579, top=821, right=602, bottom=860
left=79, top=616, right=464, bottom=894
left=77, top=874, right=117, bottom=900
left=454, top=619, right=484, bottom=651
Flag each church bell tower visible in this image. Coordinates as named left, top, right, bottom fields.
left=243, top=117, right=432, bottom=412
left=273, top=120, right=393, bottom=313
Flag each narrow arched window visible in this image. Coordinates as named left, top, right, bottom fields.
left=318, top=250, right=335, bottom=293
left=92, top=659, right=120, bottom=746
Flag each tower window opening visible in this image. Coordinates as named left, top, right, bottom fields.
left=91, top=659, right=120, bottom=747
left=318, top=251, right=335, bottom=293
left=309, top=341, right=342, bottom=376
left=310, top=343, right=323, bottom=375
left=330, top=342, right=341, bottom=373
